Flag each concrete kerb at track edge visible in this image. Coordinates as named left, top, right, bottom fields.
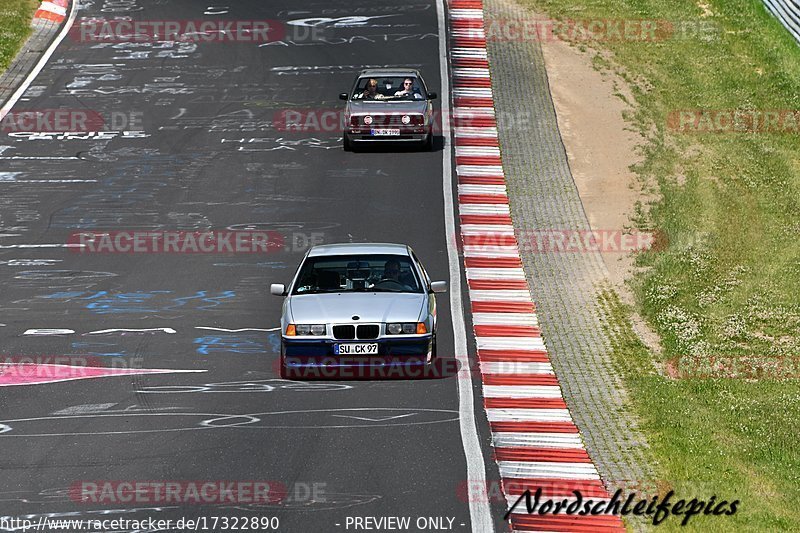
left=445, top=0, right=626, bottom=531
left=0, top=0, right=77, bottom=121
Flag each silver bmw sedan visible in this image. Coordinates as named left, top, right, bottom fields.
left=270, top=243, right=447, bottom=379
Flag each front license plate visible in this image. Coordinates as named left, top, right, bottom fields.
left=335, top=343, right=379, bottom=355
left=370, top=128, right=400, bottom=136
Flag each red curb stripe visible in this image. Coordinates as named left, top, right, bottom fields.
left=510, top=515, right=625, bottom=531
left=463, top=234, right=518, bottom=246
left=494, top=447, right=593, bottom=463
left=456, top=155, right=503, bottom=165
left=483, top=374, right=559, bottom=386
left=454, top=97, right=495, bottom=107
left=459, top=194, right=509, bottom=204
left=491, top=422, right=578, bottom=433
left=458, top=176, right=507, bottom=185
left=452, top=58, right=491, bottom=69
left=460, top=214, right=513, bottom=225
left=485, top=398, right=566, bottom=409
left=464, top=257, right=522, bottom=268
left=503, top=478, right=610, bottom=498
left=478, top=349, right=548, bottom=362
left=471, top=301, right=534, bottom=313
left=453, top=137, right=499, bottom=147
left=453, top=37, right=487, bottom=47
left=475, top=324, right=542, bottom=339
left=452, top=78, right=492, bottom=88
left=468, top=279, right=529, bottom=290
left=454, top=116, right=497, bottom=127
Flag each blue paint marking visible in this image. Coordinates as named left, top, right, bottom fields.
left=71, top=342, right=127, bottom=357
left=39, top=290, right=237, bottom=315
left=194, top=333, right=273, bottom=355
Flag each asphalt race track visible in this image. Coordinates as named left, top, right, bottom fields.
left=0, top=0, right=508, bottom=531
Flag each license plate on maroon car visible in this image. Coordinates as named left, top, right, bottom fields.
left=335, top=343, right=378, bottom=355
left=370, top=128, right=400, bottom=136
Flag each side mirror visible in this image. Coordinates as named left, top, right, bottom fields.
left=427, top=92, right=437, bottom=100
left=339, top=93, right=348, bottom=101
left=430, top=281, right=447, bottom=294
left=270, top=283, right=286, bottom=296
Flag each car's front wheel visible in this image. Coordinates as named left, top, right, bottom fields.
left=421, top=133, right=433, bottom=151
left=342, top=133, right=353, bottom=151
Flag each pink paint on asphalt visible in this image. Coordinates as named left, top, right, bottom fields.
left=0, top=363, right=204, bottom=386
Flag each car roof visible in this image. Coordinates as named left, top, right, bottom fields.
left=358, top=68, right=421, bottom=77
left=308, top=243, right=411, bottom=257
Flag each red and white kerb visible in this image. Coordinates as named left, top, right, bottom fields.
left=34, top=0, right=68, bottom=23
left=448, top=1, right=625, bottom=531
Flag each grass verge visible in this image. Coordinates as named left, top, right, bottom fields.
left=509, top=0, right=800, bottom=530
left=0, top=0, right=38, bottom=74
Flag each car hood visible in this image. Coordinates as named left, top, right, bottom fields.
left=288, top=292, right=425, bottom=323
left=347, top=100, right=429, bottom=114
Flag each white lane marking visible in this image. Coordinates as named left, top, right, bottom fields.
left=482, top=385, right=563, bottom=399
left=458, top=184, right=507, bottom=196
left=458, top=204, right=510, bottom=215
left=498, top=461, right=600, bottom=480
left=452, top=29, right=486, bottom=39
left=331, top=414, right=416, bottom=422
left=0, top=244, right=85, bottom=249
left=463, top=246, right=519, bottom=258
left=486, top=409, right=572, bottom=423
left=22, top=329, right=75, bottom=336
left=465, top=267, right=526, bottom=280
left=53, top=403, right=117, bottom=415
left=85, top=328, right=177, bottom=335
left=455, top=146, right=501, bottom=157
left=476, top=337, right=546, bottom=350
left=460, top=224, right=515, bottom=236
left=451, top=48, right=488, bottom=58
left=0, top=0, right=78, bottom=121
left=194, top=327, right=280, bottom=332
left=481, top=362, right=553, bottom=374
left=472, top=313, right=538, bottom=325
left=492, top=432, right=585, bottom=449
left=453, top=127, right=499, bottom=138
left=453, top=87, right=493, bottom=98
left=456, top=165, right=506, bottom=176
left=469, top=290, right=531, bottom=301
left=453, top=68, right=491, bottom=78
left=452, top=106, right=495, bottom=116
left=439, top=0, right=494, bottom=530
left=450, top=9, right=485, bottom=20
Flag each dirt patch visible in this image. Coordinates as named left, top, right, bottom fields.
left=539, top=37, right=644, bottom=294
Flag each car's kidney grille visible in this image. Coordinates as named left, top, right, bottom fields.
left=332, top=325, right=355, bottom=340
left=356, top=325, right=379, bottom=339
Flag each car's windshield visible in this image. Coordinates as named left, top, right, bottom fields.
left=351, top=76, right=427, bottom=101
left=292, top=254, right=423, bottom=294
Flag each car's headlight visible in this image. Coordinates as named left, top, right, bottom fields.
left=291, top=324, right=327, bottom=336
left=386, top=322, right=427, bottom=335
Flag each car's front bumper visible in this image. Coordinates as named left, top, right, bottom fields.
left=344, top=128, right=431, bottom=143
left=281, top=336, right=436, bottom=379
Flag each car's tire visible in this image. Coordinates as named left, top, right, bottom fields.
left=342, top=134, right=353, bottom=152
left=421, top=133, right=433, bottom=151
